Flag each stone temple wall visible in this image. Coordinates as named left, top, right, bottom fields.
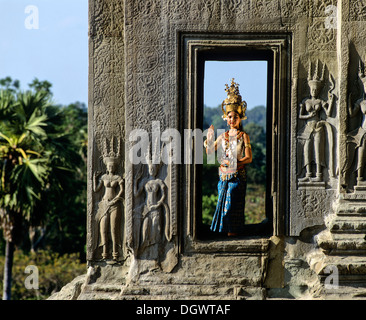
left=50, top=0, right=366, bottom=300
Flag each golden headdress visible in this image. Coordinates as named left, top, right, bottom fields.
left=221, top=78, right=247, bottom=120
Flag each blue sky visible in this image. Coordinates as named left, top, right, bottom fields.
left=0, top=0, right=88, bottom=106
left=0, top=1, right=267, bottom=109
left=204, top=61, right=268, bottom=110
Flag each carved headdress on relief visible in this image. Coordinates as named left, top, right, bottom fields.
left=221, top=78, right=247, bottom=120
left=145, top=137, right=163, bottom=171
left=102, top=136, right=121, bottom=165
left=307, top=59, right=325, bottom=88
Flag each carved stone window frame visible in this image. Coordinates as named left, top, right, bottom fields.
left=179, top=33, right=291, bottom=253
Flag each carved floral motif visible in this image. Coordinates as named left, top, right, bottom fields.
left=349, top=1, right=366, bottom=21
left=308, top=19, right=336, bottom=52
left=299, top=190, right=328, bottom=218
left=308, top=0, right=335, bottom=18
left=280, top=0, right=307, bottom=17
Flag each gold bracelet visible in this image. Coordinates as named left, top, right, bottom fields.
left=245, top=143, right=251, bottom=149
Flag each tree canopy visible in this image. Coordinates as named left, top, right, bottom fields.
left=0, top=77, right=87, bottom=257
left=0, top=77, right=87, bottom=300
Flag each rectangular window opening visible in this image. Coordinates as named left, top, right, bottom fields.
left=197, top=50, right=274, bottom=240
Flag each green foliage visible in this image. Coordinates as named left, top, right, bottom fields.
left=203, top=106, right=227, bottom=132
left=204, top=104, right=267, bottom=132
left=202, top=194, right=218, bottom=225
left=42, top=102, right=87, bottom=256
left=245, top=184, right=266, bottom=224
left=245, top=122, right=267, bottom=185
left=0, top=77, right=87, bottom=255
left=0, top=77, right=20, bottom=92
left=202, top=184, right=266, bottom=227
left=0, top=89, right=56, bottom=232
left=0, top=77, right=87, bottom=299
left=245, top=122, right=266, bottom=149
left=201, top=151, right=220, bottom=197
left=0, top=249, right=86, bottom=300
left=28, top=78, right=52, bottom=96
left=246, top=105, right=267, bottom=131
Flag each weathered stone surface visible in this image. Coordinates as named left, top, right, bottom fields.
left=48, top=274, right=87, bottom=300
left=51, top=0, right=366, bottom=300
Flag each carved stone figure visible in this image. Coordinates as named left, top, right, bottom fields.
left=297, top=60, right=335, bottom=185
left=133, top=142, right=171, bottom=265
left=345, top=61, right=366, bottom=186
left=93, top=138, right=124, bottom=261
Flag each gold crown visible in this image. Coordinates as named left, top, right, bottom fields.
left=221, top=78, right=247, bottom=120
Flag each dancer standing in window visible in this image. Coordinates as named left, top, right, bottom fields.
left=205, top=79, right=252, bottom=236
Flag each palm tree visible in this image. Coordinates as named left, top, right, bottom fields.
left=0, top=80, right=79, bottom=300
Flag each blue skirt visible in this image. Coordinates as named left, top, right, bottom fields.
left=210, top=176, right=247, bottom=233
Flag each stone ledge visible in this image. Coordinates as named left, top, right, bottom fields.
left=329, top=216, right=366, bottom=234
left=185, top=237, right=270, bottom=255
left=336, top=202, right=366, bottom=216
left=318, top=239, right=366, bottom=255
left=119, top=284, right=266, bottom=300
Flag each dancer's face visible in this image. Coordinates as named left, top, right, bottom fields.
left=227, top=111, right=241, bottom=129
